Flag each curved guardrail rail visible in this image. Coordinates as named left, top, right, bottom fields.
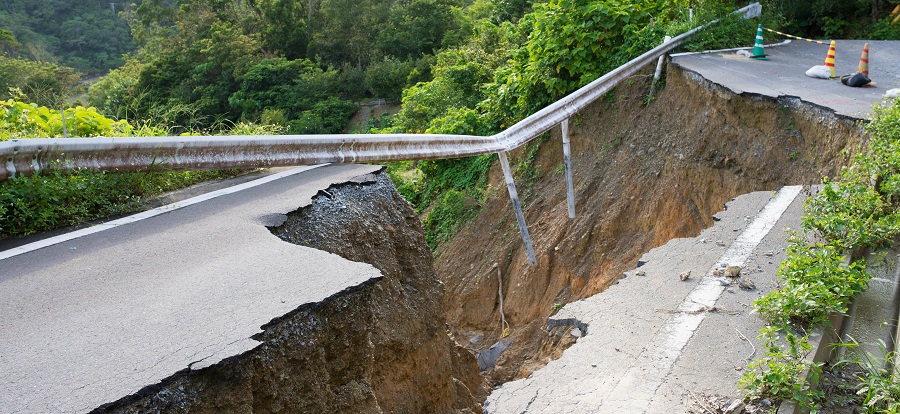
left=0, top=3, right=760, bottom=264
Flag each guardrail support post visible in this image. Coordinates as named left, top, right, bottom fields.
left=498, top=151, right=537, bottom=265
left=561, top=119, right=575, bottom=219
left=649, top=36, right=672, bottom=98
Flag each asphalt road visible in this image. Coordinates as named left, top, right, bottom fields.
left=485, top=187, right=808, bottom=413
left=0, top=163, right=383, bottom=414
left=672, top=40, right=900, bottom=119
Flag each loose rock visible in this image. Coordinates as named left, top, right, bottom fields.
left=679, top=270, right=692, bottom=281
left=725, top=265, right=742, bottom=278
left=723, top=399, right=746, bottom=414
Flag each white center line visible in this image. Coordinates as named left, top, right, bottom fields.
left=601, top=185, right=803, bottom=412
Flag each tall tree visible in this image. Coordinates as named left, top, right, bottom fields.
left=310, top=0, right=390, bottom=66
left=254, top=0, right=310, bottom=59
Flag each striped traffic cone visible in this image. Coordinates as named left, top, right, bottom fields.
left=841, top=42, right=872, bottom=87
left=750, top=24, right=767, bottom=59
left=857, top=43, right=869, bottom=76
left=824, top=40, right=836, bottom=77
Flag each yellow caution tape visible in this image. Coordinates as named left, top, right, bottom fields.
left=762, top=27, right=831, bottom=45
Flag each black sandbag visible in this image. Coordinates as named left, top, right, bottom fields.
left=841, top=72, right=871, bottom=87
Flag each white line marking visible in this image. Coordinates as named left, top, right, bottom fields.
left=0, top=165, right=326, bottom=261
left=601, top=185, right=802, bottom=412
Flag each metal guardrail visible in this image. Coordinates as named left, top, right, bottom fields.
left=0, top=3, right=760, bottom=264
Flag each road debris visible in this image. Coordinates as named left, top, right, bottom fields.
left=724, top=265, right=742, bottom=277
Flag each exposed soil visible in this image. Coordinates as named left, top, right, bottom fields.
left=97, top=172, right=488, bottom=413
left=435, top=62, right=868, bottom=387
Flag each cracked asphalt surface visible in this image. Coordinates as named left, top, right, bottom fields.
left=484, top=188, right=808, bottom=413
left=672, top=39, right=900, bottom=119
left=0, top=163, right=383, bottom=414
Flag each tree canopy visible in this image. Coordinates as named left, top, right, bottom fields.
left=0, top=1, right=135, bottom=74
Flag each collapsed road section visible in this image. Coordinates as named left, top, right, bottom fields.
left=484, top=186, right=808, bottom=413
left=0, top=164, right=485, bottom=413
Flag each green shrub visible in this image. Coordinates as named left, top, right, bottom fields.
left=87, top=59, right=144, bottom=121
left=745, top=98, right=900, bottom=410
left=0, top=56, right=81, bottom=109
left=739, top=327, right=823, bottom=410
left=755, top=241, right=870, bottom=327
left=0, top=167, right=234, bottom=237
left=364, top=58, right=416, bottom=102
left=0, top=99, right=254, bottom=237
left=1, top=100, right=132, bottom=139
left=287, top=97, right=358, bottom=134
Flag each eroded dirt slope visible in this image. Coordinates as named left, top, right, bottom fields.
left=98, top=172, right=488, bottom=414
left=437, top=63, right=867, bottom=385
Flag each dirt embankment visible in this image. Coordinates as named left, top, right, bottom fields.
left=98, top=172, right=488, bottom=413
left=437, top=63, right=867, bottom=386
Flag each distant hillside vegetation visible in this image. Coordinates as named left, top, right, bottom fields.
left=0, top=1, right=135, bottom=75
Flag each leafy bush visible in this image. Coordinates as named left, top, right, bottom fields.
left=1, top=100, right=132, bottom=139
left=803, top=178, right=900, bottom=249
left=755, top=99, right=900, bottom=329
left=524, top=0, right=663, bottom=96
left=766, top=0, right=898, bottom=39
left=802, top=102, right=900, bottom=249
left=0, top=100, right=255, bottom=237
left=755, top=241, right=869, bottom=327
left=746, top=97, right=900, bottom=410
left=364, top=58, right=416, bottom=102
left=0, top=166, right=234, bottom=238
left=287, top=97, right=358, bottom=134
left=395, top=58, right=495, bottom=133
left=87, top=59, right=144, bottom=121
left=0, top=57, right=81, bottom=109
left=739, top=327, right=823, bottom=410
left=866, top=18, right=900, bottom=40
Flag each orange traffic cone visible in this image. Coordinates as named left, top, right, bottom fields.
left=857, top=43, right=869, bottom=76
left=842, top=42, right=872, bottom=87
left=824, top=40, right=836, bottom=78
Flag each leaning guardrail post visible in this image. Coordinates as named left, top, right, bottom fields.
left=561, top=119, right=575, bottom=219
left=649, top=36, right=672, bottom=97
left=498, top=151, right=537, bottom=265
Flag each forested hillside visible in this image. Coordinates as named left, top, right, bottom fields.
left=0, top=0, right=134, bottom=75
left=84, top=0, right=511, bottom=133
left=3, top=0, right=900, bottom=241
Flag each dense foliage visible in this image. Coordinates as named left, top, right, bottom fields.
left=0, top=57, right=80, bottom=108
left=0, top=100, right=132, bottom=138
left=0, top=1, right=135, bottom=74
left=79, top=0, right=486, bottom=133
left=770, top=0, right=900, bottom=40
